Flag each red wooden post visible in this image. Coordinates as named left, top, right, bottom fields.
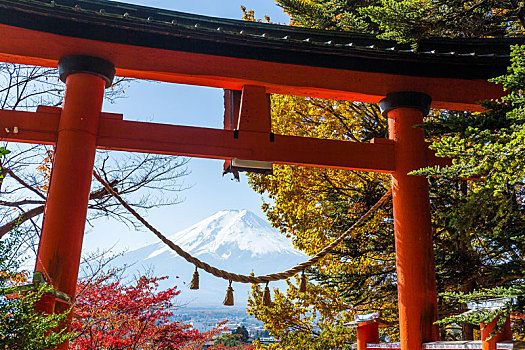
left=357, top=322, right=380, bottom=350
left=380, top=92, right=439, bottom=350
left=347, top=312, right=392, bottom=350
left=481, top=316, right=512, bottom=350
left=237, top=85, right=271, bottom=132
left=34, top=56, right=114, bottom=349
left=223, top=85, right=273, bottom=177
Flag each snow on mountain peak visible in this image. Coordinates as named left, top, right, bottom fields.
left=117, top=209, right=307, bottom=307
left=145, top=210, right=301, bottom=260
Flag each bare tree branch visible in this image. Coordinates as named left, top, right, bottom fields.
left=0, top=205, right=44, bottom=238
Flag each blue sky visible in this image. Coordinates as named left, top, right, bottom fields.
left=121, top=0, right=290, bottom=23
left=82, top=1, right=290, bottom=253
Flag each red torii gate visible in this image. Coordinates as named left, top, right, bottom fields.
left=0, top=1, right=520, bottom=349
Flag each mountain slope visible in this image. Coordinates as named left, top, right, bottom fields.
left=113, top=210, right=307, bottom=307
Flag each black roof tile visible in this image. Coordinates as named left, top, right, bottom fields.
left=1, top=0, right=524, bottom=79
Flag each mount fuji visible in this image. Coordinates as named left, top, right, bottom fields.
left=112, top=210, right=307, bottom=307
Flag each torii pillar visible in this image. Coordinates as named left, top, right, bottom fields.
left=34, top=56, right=115, bottom=349
left=380, top=92, right=439, bottom=350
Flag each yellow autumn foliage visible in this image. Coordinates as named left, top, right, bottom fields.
left=247, top=95, right=398, bottom=348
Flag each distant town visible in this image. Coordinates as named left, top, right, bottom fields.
left=172, top=308, right=277, bottom=343
left=173, top=308, right=266, bottom=335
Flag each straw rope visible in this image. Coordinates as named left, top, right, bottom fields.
left=93, top=171, right=391, bottom=284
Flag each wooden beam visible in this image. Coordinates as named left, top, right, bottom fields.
left=97, top=119, right=396, bottom=173
left=0, top=108, right=393, bottom=172
left=0, top=109, right=59, bottom=145
left=0, top=24, right=503, bottom=111
left=0, top=108, right=451, bottom=173
left=0, top=107, right=122, bottom=145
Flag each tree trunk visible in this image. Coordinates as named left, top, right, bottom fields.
left=461, top=278, right=475, bottom=340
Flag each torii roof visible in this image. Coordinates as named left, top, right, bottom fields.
left=0, top=0, right=524, bottom=110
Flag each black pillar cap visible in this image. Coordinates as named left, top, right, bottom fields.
left=58, top=55, right=116, bottom=88
left=379, top=92, right=432, bottom=117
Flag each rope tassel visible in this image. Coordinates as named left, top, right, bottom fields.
left=190, top=266, right=199, bottom=290
left=223, top=280, right=234, bottom=306
left=299, top=271, right=307, bottom=293
left=262, top=282, right=272, bottom=306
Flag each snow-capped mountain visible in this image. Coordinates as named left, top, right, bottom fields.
left=113, top=210, right=307, bottom=307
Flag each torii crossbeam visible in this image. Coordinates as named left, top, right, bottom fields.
left=0, top=1, right=522, bottom=349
